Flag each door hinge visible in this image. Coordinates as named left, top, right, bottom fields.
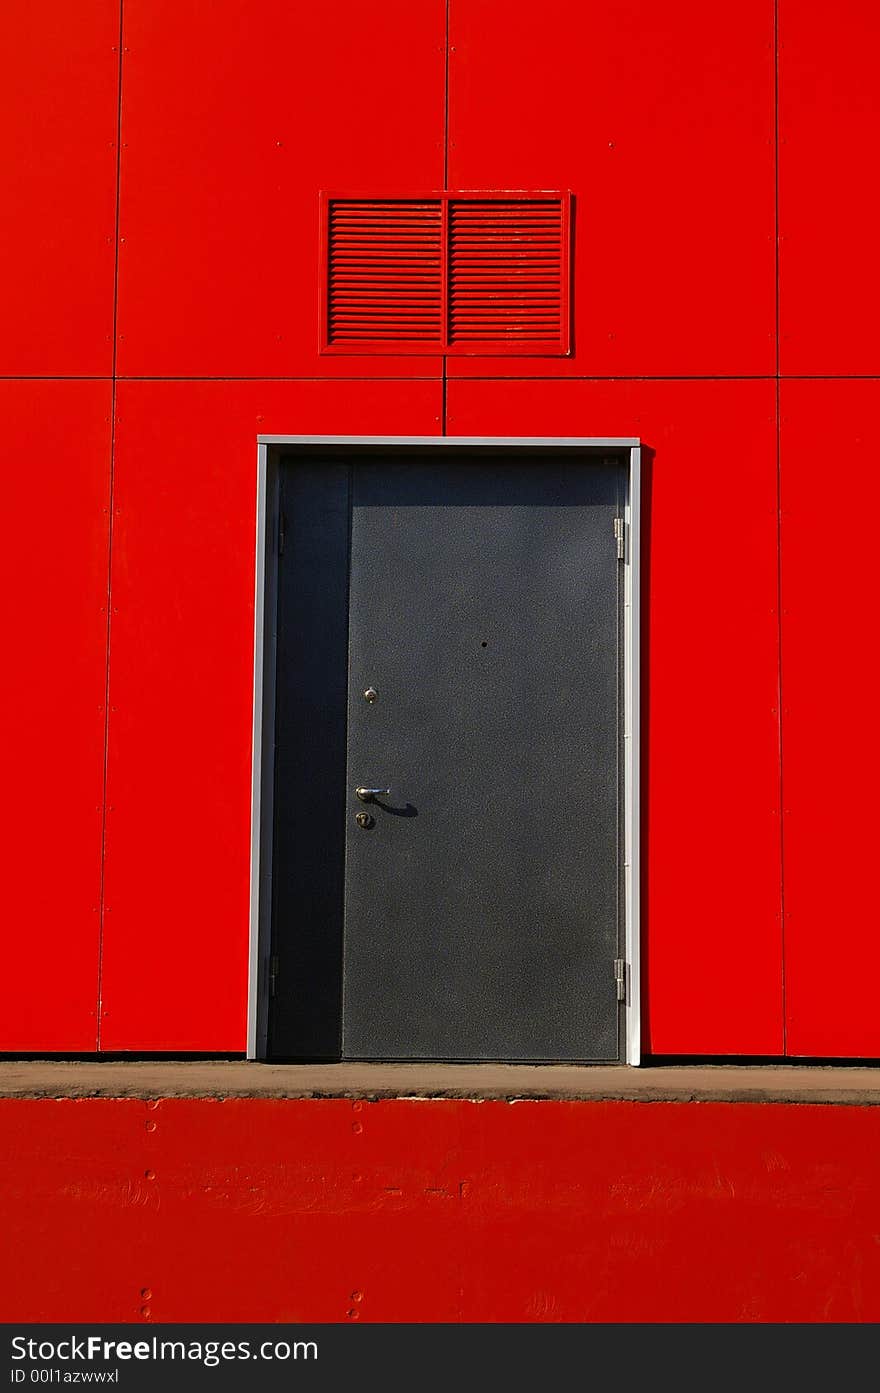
left=613, top=517, right=626, bottom=561
left=269, top=954, right=279, bottom=998
left=278, top=511, right=286, bottom=556
left=614, top=958, right=627, bottom=1003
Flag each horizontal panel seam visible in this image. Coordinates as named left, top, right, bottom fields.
left=5, top=374, right=880, bottom=383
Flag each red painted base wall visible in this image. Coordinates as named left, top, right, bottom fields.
left=3, top=1098, right=879, bottom=1323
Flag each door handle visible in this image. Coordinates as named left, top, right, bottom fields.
left=356, top=786, right=391, bottom=803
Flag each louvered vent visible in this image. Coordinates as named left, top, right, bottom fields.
left=323, top=193, right=570, bottom=354
left=327, top=200, right=443, bottom=346
left=448, top=199, right=564, bottom=347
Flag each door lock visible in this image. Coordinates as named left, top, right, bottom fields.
left=355, top=811, right=374, bottom=829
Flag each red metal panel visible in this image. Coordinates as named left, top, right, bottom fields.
left=446, top=0, right=775, bottom=378
left=0, top=3, right=118, bottom=376
left=447, top=378, right=783, bottom=1055
left=779, top=2, right=880, bottom=374
left=101, top=380, right=442, bottom=1051
left=4, top=1098, right=880, bottom=1321
left=0, top=382, right=111, bottom=1049
left=781, top=382, right=880, bottom=1055
left=116, top=1, right=444, bottom=378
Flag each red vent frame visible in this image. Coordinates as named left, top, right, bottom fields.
left=321, top=191, right=571, bottom=355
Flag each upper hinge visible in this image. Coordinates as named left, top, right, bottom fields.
left=278, top=512, right=286, bottom=556
left=614, top=958, right=627, bottom=1003
left=613, top=516, right=626, bottom=561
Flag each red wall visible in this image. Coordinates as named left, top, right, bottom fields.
left=3, top=1097, right=880, bottom=1322
left=2, top=0, right=878, bottom=1056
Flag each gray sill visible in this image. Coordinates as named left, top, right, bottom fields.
left=3, top=1061, right=880, bottom=1104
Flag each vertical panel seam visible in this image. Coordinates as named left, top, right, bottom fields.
left=774, top=0, right=787, bottom=1053
left=442, top=0, right=450, bottom=434
left=97, top=0, right=125, bottom=1051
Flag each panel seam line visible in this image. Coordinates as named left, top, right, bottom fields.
left=442, top=0, right=450, bottom=434
left=96, top=0, right=125, bottom=1051
left=774, top=0, right=787, bottom=1054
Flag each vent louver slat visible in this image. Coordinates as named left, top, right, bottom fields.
left=323, top=193, right=569, bottom=354
left=327, top=200, right=443, bottom=345
left=449, top=200, right=564, bottom=344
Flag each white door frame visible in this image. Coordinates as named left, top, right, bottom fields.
left=248, top=436, right=641, bottom=1065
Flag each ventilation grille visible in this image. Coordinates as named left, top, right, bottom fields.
left=323, top=192, right=570, bottom=355
left=448, top=200, right=564, bottom=345
left=327, top=200, right=443, bottom=344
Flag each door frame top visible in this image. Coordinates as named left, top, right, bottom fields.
left=249, top=436, right=641, bottom=1065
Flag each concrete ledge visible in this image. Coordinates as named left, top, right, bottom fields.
left=2, top=1061, right=880, bottom=1103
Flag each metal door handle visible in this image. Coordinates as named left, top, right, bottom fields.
left=356, top=786, right=391, bottom=803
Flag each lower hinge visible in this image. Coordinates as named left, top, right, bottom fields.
left=614, top=958, right=627, bottom=1003
left=269, top=954, right=279, bottom=998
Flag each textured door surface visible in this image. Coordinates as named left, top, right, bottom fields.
left=342, top=457, right=622, bottom=1060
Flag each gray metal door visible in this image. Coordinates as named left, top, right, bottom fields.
left=340, top=457, right=622, bottom=1061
